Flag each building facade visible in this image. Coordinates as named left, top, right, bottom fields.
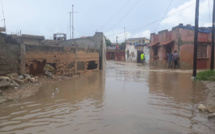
left=125, top=37, right=150, bottom=63
left=106, top=43, right=125, bottom=61
left=149, top=24, right=215, bottom=69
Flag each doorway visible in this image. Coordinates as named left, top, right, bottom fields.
left=137, top=50, right=143, bottom=63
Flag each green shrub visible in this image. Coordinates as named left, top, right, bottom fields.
left=196, top=70, right=215, bottom=81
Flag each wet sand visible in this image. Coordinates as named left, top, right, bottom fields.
left=203, top=81, right=215, bottom=112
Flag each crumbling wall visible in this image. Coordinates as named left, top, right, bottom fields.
left=60, top=32, right=106, bottom=70
left=25, top=45, right=99, bottom=76
left=0, top=32, right=103, bottom=76
left=0, top=35, right=22, bottom=75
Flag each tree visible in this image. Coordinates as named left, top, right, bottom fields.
left=121, top=42, right=125, bottom=46
left=105, top=37, right=112, bottom=46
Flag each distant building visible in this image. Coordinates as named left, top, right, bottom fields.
left=0, top=27, right=6, bottom=33
left=126, top=37, right=150, bottom=45
left=53, top=33, right=67, bottom=41
left=106, top=43, right=125, bottom=61
left=125, top=37, right=150, bottom=63
left=149, top=24, right=215, bottom=69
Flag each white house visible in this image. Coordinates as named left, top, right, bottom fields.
left=125, top=37, right=150, bottom=63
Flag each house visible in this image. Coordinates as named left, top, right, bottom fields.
left=149, top=24, right=215, bottom=69
left=0, top=27, right=6, bottom=33
left=125, top=37, right=150, bottom=63
left=106, top=43, right=125, bottom=61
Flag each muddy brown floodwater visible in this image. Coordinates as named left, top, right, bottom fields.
left=0, top=61, right=214, bottom=134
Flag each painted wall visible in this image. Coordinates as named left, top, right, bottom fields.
left=149, top=24, right=215, bottom=69
left=125, top=44, right=137, bottom=62
left=144, top=46, right=150, bottom=64
left=125, top=44, right=150, bottom=63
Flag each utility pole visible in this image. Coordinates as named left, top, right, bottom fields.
left=1, top=0, right=6, bottom=33
left=69, top=5, right=79, bottom=39
left=116, top=36, right=118, bottom=45
left=72, top=5, right=74, bottom=39
left=124, top=27, right=126, bottom=43
left=193, top=0, right=200, bottom=77
left=211, top=0, right=215, bottom=70
left=69, top=11, right=72, bottom=39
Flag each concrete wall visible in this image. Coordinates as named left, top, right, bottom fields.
left=106, top=51, right=125, bottom=61
left=12, top=34, right=45, bottom=45
left=125, top=44, right=137, bottom=62
left=144, top=46, right=150, bottom=64
left=25, top=45, right=99, bottom=76
left=0, top=35, right=21, bottom=75
left=125, top=44, right=149, bottom=63
left=60, top=32, right=106, bottom=70
left=0, top=32, right=105, bottom=76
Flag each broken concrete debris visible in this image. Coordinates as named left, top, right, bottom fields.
left=198, top=103, right=215, bottom=114
left=0, top=73, right=38, bottom=89
left=0, top=81, right=11, bottom=88
left=17, top=75, right=24, bottom=80
left=43, top=64, right=56, bottom=73
left=44, top=71, right=54, bottom=78
left=198, top=104, right=208, bottom=112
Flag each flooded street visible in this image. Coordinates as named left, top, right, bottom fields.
left=0, top=61, right=214, bottom=134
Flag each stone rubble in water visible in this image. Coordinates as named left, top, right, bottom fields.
left=198, top=104, right=208, bottom=112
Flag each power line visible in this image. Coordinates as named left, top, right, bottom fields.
left=153, top=0, right=173, bottom=32
left=97, top=0, right=132, bottom=31
left=105, top=2, right=195, bottom=37
left=108, top=0, right=141, bottom=31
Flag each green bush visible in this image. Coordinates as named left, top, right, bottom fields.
left=196, top=70, right=215, bottom=81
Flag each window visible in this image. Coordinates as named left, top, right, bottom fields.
left=127, top=50, right=129, bottom=58
left=197, top=45, right=207, bottom=58
left=153, top=46, right=158, bottom=56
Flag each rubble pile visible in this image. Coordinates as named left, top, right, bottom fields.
left=0, top=73, right=38, bottom=89
left=198, top=104, right=215, bottom=120
left=0, top=63, right=82, bottom=104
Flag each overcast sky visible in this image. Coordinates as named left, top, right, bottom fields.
left=0, top=0, right=213, bottom=42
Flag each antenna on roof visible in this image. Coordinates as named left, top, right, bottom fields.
left=1, top=0, right=6, bottom=33
left=68, top=5, right=79, bottom=39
